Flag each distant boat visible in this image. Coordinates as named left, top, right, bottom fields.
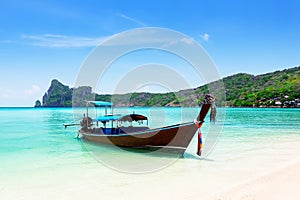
left=65, top=95, right=215, bottom=154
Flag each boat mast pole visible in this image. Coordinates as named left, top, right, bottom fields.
left=86, top=102, right=89, bottom=131
left=111, top=105, right=114, bottom=131
left=86, top=102, right=89, bottom=118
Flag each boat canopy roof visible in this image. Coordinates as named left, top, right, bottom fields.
left=119, top=114, right=148, bottom=122
left=96, top=114, right=121, bottom=122
left=87, top=101, right=113, bottom=107
left=95, top=114, right=148, bottom=122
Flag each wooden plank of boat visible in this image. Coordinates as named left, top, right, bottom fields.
left=79, top=122, right=198, bottom=149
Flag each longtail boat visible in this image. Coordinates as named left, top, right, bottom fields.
left=65, top=94, right=216, bottom=154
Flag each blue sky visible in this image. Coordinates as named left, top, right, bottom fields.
left=0, top=0, right=300, bottom=106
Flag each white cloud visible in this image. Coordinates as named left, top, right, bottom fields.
left=21, top=29, right=198, bottom=50
left=117, top=13, right=147, bottom=27
left=200, top=33, right=210, bottom=41
left=21, top=34, right=107, bottom=48
left=24, top=85, right=41, bottom=95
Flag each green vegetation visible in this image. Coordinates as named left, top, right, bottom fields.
left=42, top=79, right=72, bottom=107
left=72, top=86, right=93, bottom=107
left=37, top=66, right=300, bottom=107
left=221, top=67, right=300, bottom=107
left=34, top=100, right=41, bottom=107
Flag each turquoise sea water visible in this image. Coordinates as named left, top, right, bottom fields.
left=0, top=107, right=299, bottom=179
left=1, top=107, right=298, bottom=158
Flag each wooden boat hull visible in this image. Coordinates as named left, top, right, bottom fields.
left=79, top=122, right=198, bottom=150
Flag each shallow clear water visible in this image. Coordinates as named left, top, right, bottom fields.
left=0, top=107, right=299, bottom=175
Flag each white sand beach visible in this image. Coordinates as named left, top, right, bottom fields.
left=1, top=134, right=300, bottom=200
left=215, top=160, right=300, bottom=200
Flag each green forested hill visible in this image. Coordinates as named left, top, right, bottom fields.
left=222, top=67, right=300, bottom=107
left=38, top=66, right=300, bottom=107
